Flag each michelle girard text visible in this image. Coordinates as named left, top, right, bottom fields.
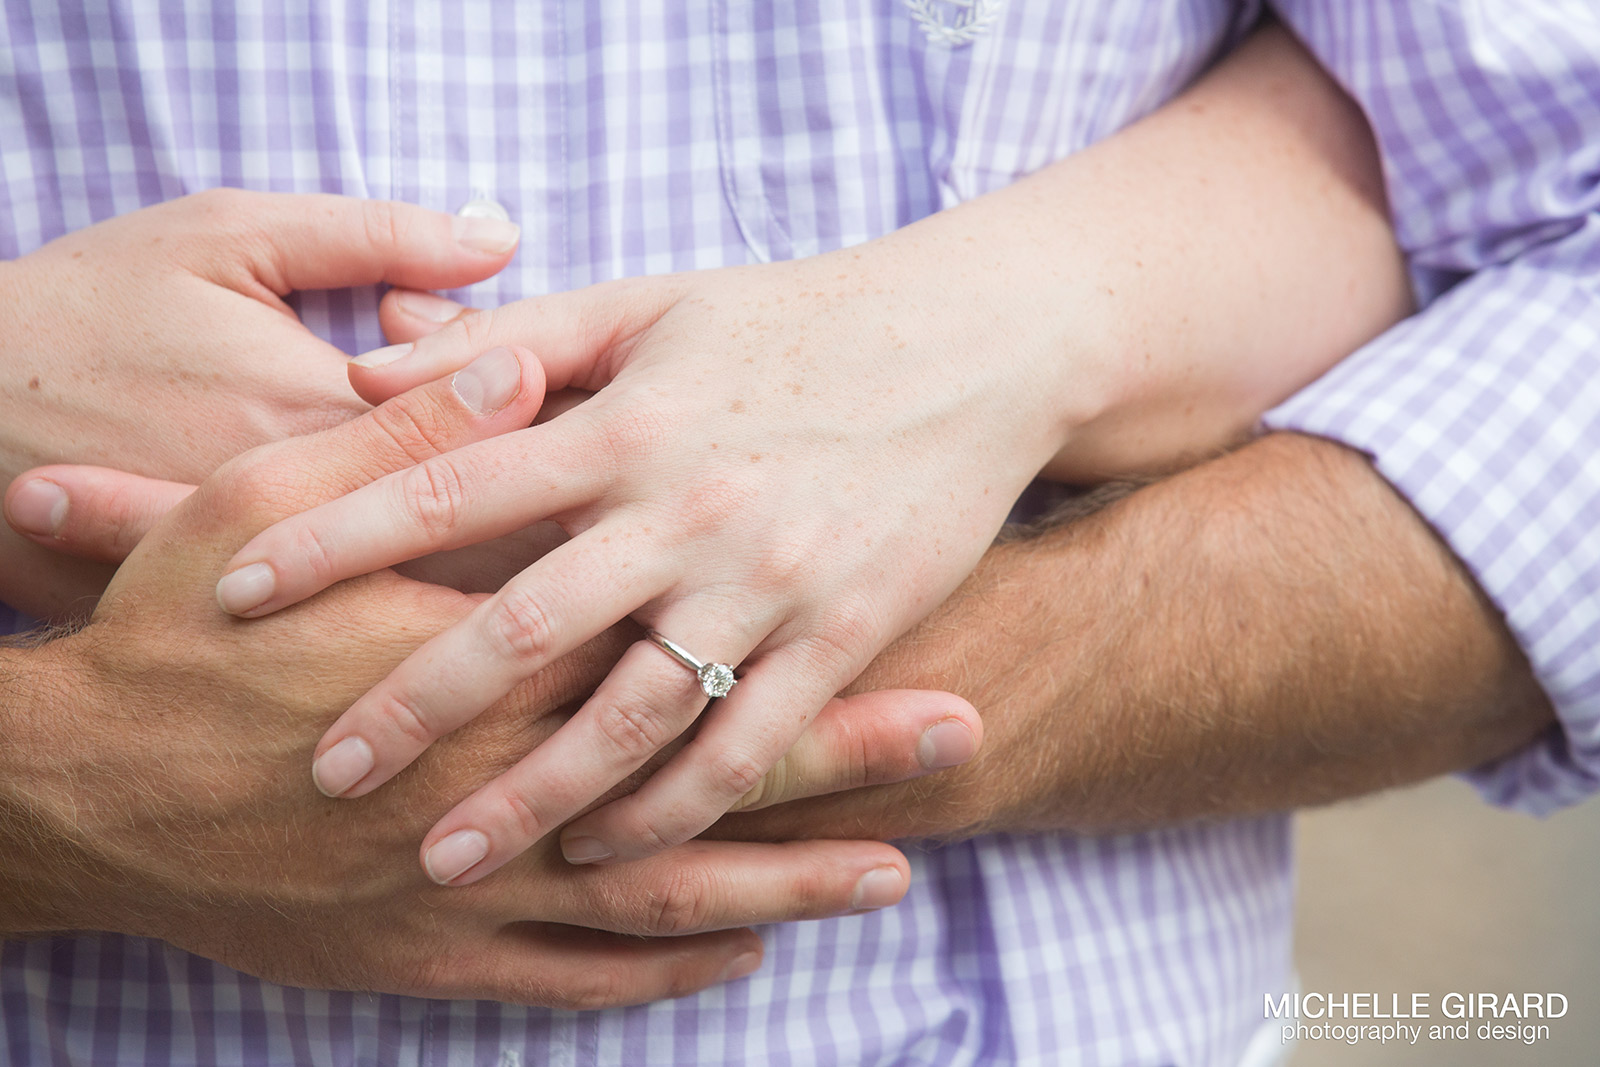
left=1265, top=992, right=1569, bottom=1049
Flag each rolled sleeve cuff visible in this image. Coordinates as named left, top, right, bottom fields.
left=1263, top=228, right=1600, bottom=815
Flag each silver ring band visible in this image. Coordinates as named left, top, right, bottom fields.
left=645, top=630, right=739, bottom=699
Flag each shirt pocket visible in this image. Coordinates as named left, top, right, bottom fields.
left=709, top=0, right=951, bottom=261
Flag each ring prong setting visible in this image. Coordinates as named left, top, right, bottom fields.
left=698, top=663, right=737, bottom=699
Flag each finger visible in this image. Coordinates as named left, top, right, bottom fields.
left=214, top=411, right=602, bottom=617
left=725, top=689, right=981, bottom=813
left=306, top=523, right=676, bottom=803
left=188, top=189, right=521, bottom=295
left=5, top=468, right=194, bottom=564
left=347, top=274, right=676, bottom=403
left=378, top=288, right=472, bottom=345
left=212, top=346, right=547, bottom=614
left=539, top=838, right=912, bottom=934
left=419, top=619, right=774, bottom=884
left=439, top=924, right=763, bottom=1010
left=561, top=645, right=859, bottom=863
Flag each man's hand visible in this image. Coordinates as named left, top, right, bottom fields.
left=0, top=348, right=978, bottom=1008
left=718, top=433, right=1556, bottom=844
left=0, top=188, right=520, bottom=619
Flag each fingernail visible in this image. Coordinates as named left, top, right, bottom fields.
left=424, top=829, right=491, bottom=885
left=850, top=866, right=904, bottom=911
left=452, top=347, right=521, bottom=414
left=718, top=951, right=761, bottom=984
left=917, top=718, right=977, bottom=770
left=7, top=478, right=67, bottom=536
left=351, top=342, right=413, bottom=369
left=311, top=736, right=374, bottom=798
left=452, top=215, right=520, bottom=255
left=215, top=562, right=276, bottom=615
left=394, top=290, right=465, bottom=324
left=560, top=835, right=614, bottom=865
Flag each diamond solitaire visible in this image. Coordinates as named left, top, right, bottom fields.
left=697, top=662, right=737, bottom=699
left=645, top=630, right=740, bottom=700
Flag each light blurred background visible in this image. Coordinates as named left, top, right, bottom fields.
left=1292, top=777, right=1600, bottom=1065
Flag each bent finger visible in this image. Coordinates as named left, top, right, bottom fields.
left=307, top=525, right=674, bottom=803
left=5, top=468, right=195, bottom=564
left=214, top=411, right=607, bottom=618
left=420, top=620, right=774, bottom=884
left=559, top=647, right=858, bottom=864
left=541, top=838, right=912, bottom=935
left=189, top=190, right=521, bottom=295
left=212, top=346, right=547, bottom=613
left=726, top=689, right=981, bottom=813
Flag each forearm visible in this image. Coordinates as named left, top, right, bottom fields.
left=879, top=23, right=1411, bottom=481
left=721, top=432, right=1551, bottom=842
left=0, top=644, right=84, bottom=935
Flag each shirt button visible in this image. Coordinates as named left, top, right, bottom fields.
left=457, top=190, right=511, bottom=222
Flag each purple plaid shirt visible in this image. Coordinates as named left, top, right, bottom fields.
left=3, top=2, right=1598, bottom=1064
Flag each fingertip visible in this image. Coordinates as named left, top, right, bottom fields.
left=215, top=561, right=278, bottom=616
left=717, top=948, right=762, bottom=985
left=422, top=828, right=494, bottom=886
left=379, top=288, right=469, bottom=345
left=4, top=476, right=67, bottom=539
left=850, top=863, right=909, bottom=912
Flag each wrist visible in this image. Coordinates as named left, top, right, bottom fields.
left=859, top=206, right=1115, bottom=471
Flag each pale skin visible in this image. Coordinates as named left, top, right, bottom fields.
left=0, top=361, right=979, bottom=1007
left=0, top=24, right=1550, bottom=1006
left=190, top=23, right=1413, bottom=887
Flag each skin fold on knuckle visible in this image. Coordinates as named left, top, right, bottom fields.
left=594, top=694, right=677, bottom=764
left=401, top=458, right=472, bottom=543
left=371, top=392, right=459, bottom=465
left=488, top=586, right=557, bottom=663
left=645, top=866, right=717, bottom=936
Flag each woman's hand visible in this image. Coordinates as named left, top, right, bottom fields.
left=203, top=225, right=1072, bottom=884
left=0, top=188, right=520, bottom=618
left=187, top=22, right=1410, bottom=888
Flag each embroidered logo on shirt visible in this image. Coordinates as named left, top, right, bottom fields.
left=904, top=0, right=1004, bottom=46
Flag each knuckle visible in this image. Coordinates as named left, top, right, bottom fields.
left=453, top=305, right=502, bottom=352
left=597, top=405, right=671, bottom=470
left=729, top=761, right=784, bottom=812
left=593, top=693, right=676, bottom=763
left=552, top=966, right=630, bottom=1012
left=647, top=868, right=714, bottom=935
left=803, top=601, right=880, bottom=669
left=490, top=586, right=556, bottom=663
left=285, top=519, right=338, bottom=585
left=372, top=391, right=457, bottom=464
left=361, top=198, right=406, bottom=254
left=493, top=788, right=544, bottom=844
left=708, top=747, right=767, bottom=802
left=400, top=458, right=470, bottom=541
left=374, top=689, right=437, bottom=748
left=674, top=477, right=755, bottom=536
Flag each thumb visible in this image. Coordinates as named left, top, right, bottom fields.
left=6, top=468, right=196, bottom=564
left=183, top=189, right=520, bottom=296
left=725, top=689, right=982, bottom=813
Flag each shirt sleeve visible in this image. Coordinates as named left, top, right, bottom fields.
left=1262, top=1, right=1600, bottom=814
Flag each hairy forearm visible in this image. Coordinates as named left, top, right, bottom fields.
left=722, top=433, right=1552, bottom=842
left=0, top=644, right=84, bottom=934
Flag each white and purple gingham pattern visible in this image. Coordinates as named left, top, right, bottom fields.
left=1264, top=1, right=1600, bottom=815
left=1, top=1, right=1595, bottom=1064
